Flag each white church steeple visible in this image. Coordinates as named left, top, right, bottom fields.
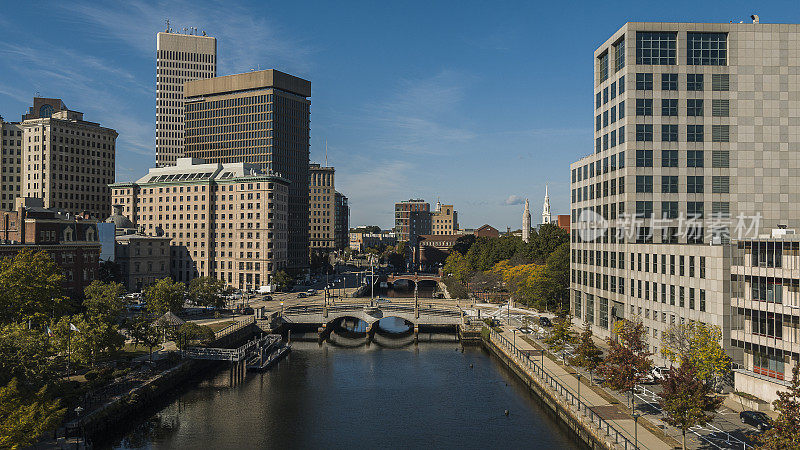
left=542, top=184, right=552, bottom=225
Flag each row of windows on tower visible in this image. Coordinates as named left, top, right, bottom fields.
left=596, top=72, right=729, bottom=109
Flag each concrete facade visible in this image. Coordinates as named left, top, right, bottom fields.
left=431, top=200, right=458, bottom=235
left=20, top=98, right=116, bottom=219
left=570, top=22, right=800, bottom=371
left=155, top=30, right=216, bottom=167
left=334, top=191, right=349, bottom=251
left=0, top=118, right=22, bottom=211
left=183, top=69, right=311, bottom=270
left=309, top=164, right=334, bottom=251
left=110, top=158, right=289, bottom=290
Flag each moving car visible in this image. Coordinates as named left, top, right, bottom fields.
left=517, top=327, right=533, bottom=334
left=740, top=410, right=772, bottom=431
left=297, top=292, right=307, bottom=298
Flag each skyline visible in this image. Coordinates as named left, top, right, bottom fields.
left=1, top=1, right=796, bottom=229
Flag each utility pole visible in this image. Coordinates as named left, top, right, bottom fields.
left=370, top=256, right=375, bottom=303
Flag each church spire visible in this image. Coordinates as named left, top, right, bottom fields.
left=542, top=184, right=552, bottom=225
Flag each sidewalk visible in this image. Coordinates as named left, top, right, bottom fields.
left=496, top=328, right=676, bottom=450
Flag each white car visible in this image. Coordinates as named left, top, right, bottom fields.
left=651, top=366, right=670, bottom=381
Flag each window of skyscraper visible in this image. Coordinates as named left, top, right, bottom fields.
left=636, top=31, right=677, bottom=65
left=661, top=99, right=678, bottom=117
left=636, top=175, right=653, bottom=193
left=636, top=150, right=653, bottom=167
left=687, top=99, right=704, bottom=116
left=614, top=38, right=625, bottom=71
left=687, top=150, right=704, bottom=167
left=687, top=32, right=727, bottom=66
left=662, top=124, right=678, bottom=142
left=661, top=176, right=678, bottom=193
left=687, top=176, right=704, bottom=194
left=712, top=74, right=730, bottom=91
left=636, top=99, right=653, bottom=116
left=687, top=125, right=704, bottom=142
left=662, top=150, right=678, bottom=167
left=662, top=201, right=678, bottom=219
left=598, top=51, right=609, bottom=82
left=687, top=74, right=704, bottom=91
left=636, top=124, right=653, bottom=141
left=661, top=73, right=678, bottom=90
left=635, top=73, right=653, bottom=90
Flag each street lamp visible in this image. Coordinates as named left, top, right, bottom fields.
left=576, top=373, right=581, bottom=412
left=632, top=411, right=640, bottom=449
left=280, top=301, right=284, bottom=315
left=512, top=329, right=517, bottom=349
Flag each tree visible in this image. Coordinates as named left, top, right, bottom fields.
left=757, top=365, right=800, bottom=449
left=0, top=379, right=65, bottom=449
left=598, top=319, right=653, bottom=406
left=661, top=322, right=730, bottom=387
left=659, top=361, right=722, bottom=449
left=175, top=322, right=215, bottom=349
left=542, top=242, right=570, bottom=310
left=129, top=315, right=161, bottom=361
left=546, top=308, right=576, bottom=361
left=570, top=322, right=604, bottom=378
left=443, top=251, right=470, bottom=285
left=0, top=249, right=66, bottom=327
left=273, top=270, right=293, bottom=292
left=51, top=315, right=123, bottom=366
left=83, top=280, right=126, bottom=324
left=144, top=278, right=186, bottom=315
left=0, top=324, right=54, bottom=388
left=189, top=277, right=228, bottom=309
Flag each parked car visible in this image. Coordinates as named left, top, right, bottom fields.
left=740, top=410, right=772, bottom=431
left=297, top=292, right=307, bottom=299
left=518, top=327, right=533, bottom=335
left=375, top=298, right=390, bottom=304
left=651, top=366, right=670, bottom=381
left=538, top=316, right=552, bottom=327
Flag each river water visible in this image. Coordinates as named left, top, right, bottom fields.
left=100, top=340, right=583, bottom=449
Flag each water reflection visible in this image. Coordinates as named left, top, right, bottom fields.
left=100, top=342, right=584, bottom=449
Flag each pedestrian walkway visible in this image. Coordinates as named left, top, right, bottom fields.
left=495, top=328, right=675, bottom=450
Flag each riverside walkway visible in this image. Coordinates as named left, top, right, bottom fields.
left=491, top=328, right=674, bottom=450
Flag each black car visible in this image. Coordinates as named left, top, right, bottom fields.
left=539, top=316, right=553, bottom=327
left=740, top=410, right=772, bottom=431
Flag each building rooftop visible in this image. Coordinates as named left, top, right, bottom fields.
left=184, top=69, right=311, bottom=98
left=118, top=158, right=289, bottom=185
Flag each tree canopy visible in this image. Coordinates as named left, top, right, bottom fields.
left=599, top=320, right=653, bottom=395
left=661, top=322, right=730, bottom=387
left=0, top=249, right=66, bottom=327
left=144, top=278, right=186, bottom=315
left=189, top=276, right=228, bottom=309
left=659, top=361, right=722, bottom=450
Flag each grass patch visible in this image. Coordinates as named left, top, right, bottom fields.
left=206, top=320, right=235, bottom=332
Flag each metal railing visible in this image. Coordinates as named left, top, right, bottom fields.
left=490, top=328, right=637, bottom=450
left=214, top=316, right=255, bottom=339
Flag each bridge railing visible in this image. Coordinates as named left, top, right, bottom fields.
left=214, top=316, right=255, bottom=339
left=489, top=328, right=637, bottom=450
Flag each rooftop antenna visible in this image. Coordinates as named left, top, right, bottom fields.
left=325, top=140, right=328, bottom=166
left=165, top=18, right=170, bottom=33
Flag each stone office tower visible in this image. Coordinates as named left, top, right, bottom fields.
left=183, top=70, right=311, bottom=270
left=155, top=28, right=216, bottom=167
left=522, top=198, right=531, bottom=243
left=570, top=20, right=800, bottom=375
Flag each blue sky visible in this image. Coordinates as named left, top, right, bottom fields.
left=0, top=1, right=795, bottom=229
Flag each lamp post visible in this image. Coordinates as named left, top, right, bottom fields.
left=576, top=373, right=581, bottom=412
left=512, top=329, right=517, bottom=349
left=632, top=411, right=640, bottom=449
left=280, top=301, right=284, bottom=315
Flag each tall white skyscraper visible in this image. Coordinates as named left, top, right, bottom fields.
left=522, top=198, right=531, bottom=243
left=541, top=185, right=552, bottom=225
left=155, top=26, right=216, bottom=167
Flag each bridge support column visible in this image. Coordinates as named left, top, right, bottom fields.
left=414, top=325, right=419, bottom=345
left=365, top=322, right=373, bottom=345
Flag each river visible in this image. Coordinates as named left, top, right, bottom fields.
left=99, top=340, right=583, bottom=449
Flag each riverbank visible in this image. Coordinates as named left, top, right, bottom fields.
left=483, top=327, right=676, bottom=449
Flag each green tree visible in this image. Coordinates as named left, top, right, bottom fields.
left=51, top=315, right=123, bottom=366
left=542, top=242, right=570, bottom=310
left=129, top=315, right=161, bottom=361
left=189, top=277, right=228, bottom=309
left=443, top=251, right=470, bottom=284
left=0, top=324, right=54, bottom=388
left=83, top=280, right=126, bottom=324
left=598, top=319, right=653, bottom=406
left=144, top=278, right=186, bottom=315
left=570, top=322, right=604, bottom=378
left=546, top=308, right=576, bottom=361
left=661, top=322, right=731, bottom=387
left=273, top=270, right=293, bottom=292
left=175, top=322, right=215, bottom=349
left=659, top=361, right=722, bottom=450
left=0, top=249, right=66, bottom=327
left=0, top=379, right=65, bottom=449
left=757, top=365, right=800, bottom=449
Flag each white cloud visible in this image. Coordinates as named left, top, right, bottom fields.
left=504, top=194, right=525, bottom=206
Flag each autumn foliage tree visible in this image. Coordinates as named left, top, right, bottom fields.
left=661, top=322, right=730, bottom=387
left=144, top=278, right=186, bottom=315
left=546, top=308, right=576, bottom=361
left=757, top=365, right=800, bottom=449
left=570, top=322, right=604, bottom=378
left=598, top=319, right=653, bottom=405
left=659, top=361, right=722, bottom=450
